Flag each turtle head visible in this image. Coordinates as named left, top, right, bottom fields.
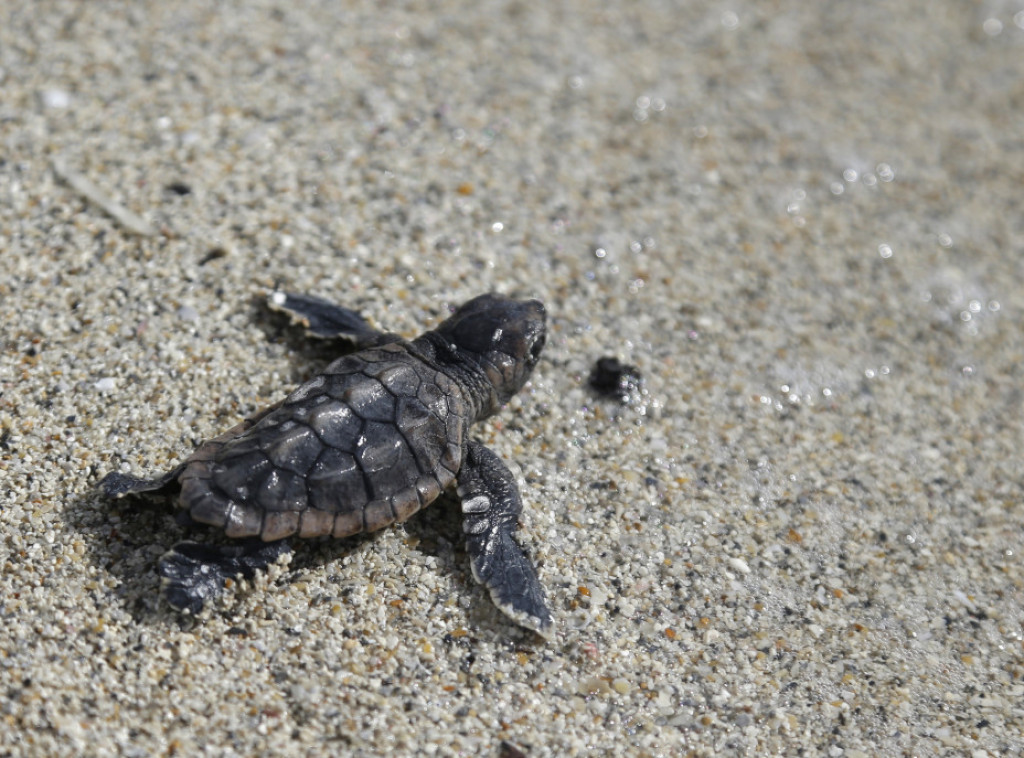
left=434, top=293, right=546, bottom=417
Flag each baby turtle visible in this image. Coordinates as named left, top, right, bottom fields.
left=101, top=292, right=552, bottom=637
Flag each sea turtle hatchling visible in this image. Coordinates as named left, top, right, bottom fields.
left=100, top=292, right=553, bottom=637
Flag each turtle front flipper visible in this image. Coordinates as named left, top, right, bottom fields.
left=456, top=441, right=553, bottom=639
left=268, top=291, right=393, bottom=348
left=158, top=539, right=292, bottom=613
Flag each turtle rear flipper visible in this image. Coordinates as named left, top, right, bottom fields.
left=159, top=539, right=292, bottom=613
left=100, top=467, right=183, bottom=498
left=99, top=397, right=286, bottom=502
left=457, top=441, right=553, bottom=638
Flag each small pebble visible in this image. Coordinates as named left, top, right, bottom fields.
left=588, top=356, right=643, bottom=401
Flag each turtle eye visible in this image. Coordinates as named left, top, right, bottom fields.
left=529, top=333, right=545, bottom=362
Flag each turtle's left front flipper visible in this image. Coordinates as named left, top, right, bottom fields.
left=268, top=291, right=394, bottom=348
left=457, top=441, right=553, bottom=639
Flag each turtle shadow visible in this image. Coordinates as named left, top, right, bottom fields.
left=78, top=481, right=513, bottom=636
left=72, top=486, right=178, bottom=622
left=77, top=483, right=384, bottom=626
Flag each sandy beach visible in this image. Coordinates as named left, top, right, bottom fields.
left=2, top=2, right=1023, bottom=755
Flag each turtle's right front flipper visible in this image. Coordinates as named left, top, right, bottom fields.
left=268, top=291, right=392, bottom=348
left=457, top=441, right=554, bottom=639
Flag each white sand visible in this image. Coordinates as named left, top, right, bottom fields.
left=2, top=2, right=1022, bottom=755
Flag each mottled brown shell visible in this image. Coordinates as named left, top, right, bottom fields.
left=175, top=342, right=467, bottom=541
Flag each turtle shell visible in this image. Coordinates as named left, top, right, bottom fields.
left=176, top=342, right=467, bottom=541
